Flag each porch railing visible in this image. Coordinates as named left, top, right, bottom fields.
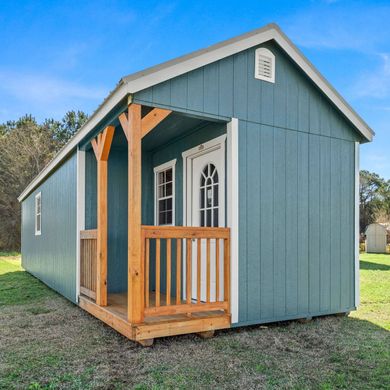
left=80, top=229, right=97, bottom=300
left=142, top=226, right=230, bottom=317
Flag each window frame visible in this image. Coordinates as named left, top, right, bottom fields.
left=35, top=192, right=42, bottom=236
left=154, top=159, right=177, bottom=226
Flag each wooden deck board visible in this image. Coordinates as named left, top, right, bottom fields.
left=79, top=293, right=230, bottom=343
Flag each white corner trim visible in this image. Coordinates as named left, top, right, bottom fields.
left=76, top=148, right=86, bottom=301
left=34, top=192, right=42, bottom=236
left=154, top=159, right=177, bottom=226
left=227, top=118, right=239, bottom=324
left=354, top=142, right=360, bottom=307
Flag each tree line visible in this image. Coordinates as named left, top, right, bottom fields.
left=0, top=113, right=389, bottom=250
left=0, top=112, right=88, bottom=250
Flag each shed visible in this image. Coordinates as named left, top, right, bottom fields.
left=365, top=223, right=388, bottom=253
left=18, top=23, right=374, bottom=345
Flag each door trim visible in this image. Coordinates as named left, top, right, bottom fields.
left=182, top=134, right=227, bottom=227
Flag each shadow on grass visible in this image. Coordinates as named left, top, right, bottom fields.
left=0, top=269, right=54, bottom=306
left=360, top=260, right=390, bottom=271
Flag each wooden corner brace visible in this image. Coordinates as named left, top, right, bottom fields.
left=118, top=106, right=172, bottom=140
left=91, top=125, right=115, bottom=307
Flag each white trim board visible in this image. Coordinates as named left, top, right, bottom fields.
left=227, top=119, right=239, bottom=324
left=76, top=148, right=86, bottom=301
left=18, top=23, right=374, bottom=202
left=354, top=142, right=360, bottom=307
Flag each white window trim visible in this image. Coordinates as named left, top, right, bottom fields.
left=35, top=192, right=42, bottom=236
left=154, top=159, right=177, bottom=226
left=255, top=47, right=275, bottom=83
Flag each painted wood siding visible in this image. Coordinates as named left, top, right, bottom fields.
left=134, top=41, right=363, bottom=143
left=21, top=154, right=77, bottom=303
left=237, top=123, right=355, bottom=325
left=134, top=40, right=360, bottom=325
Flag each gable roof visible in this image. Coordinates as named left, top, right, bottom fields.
left=18, top=23, right=374, bottom=202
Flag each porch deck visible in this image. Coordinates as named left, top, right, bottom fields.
left=79, top=293, right=230, bottom=345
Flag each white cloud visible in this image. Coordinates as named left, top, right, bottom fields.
left=0, top=70, right=106, bottom=104
left=351, top=53, right=390, bottom=99
left=282, top=4, right=390, bottom=52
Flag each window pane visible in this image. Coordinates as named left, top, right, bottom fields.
left=214, top=184, right=218, bottom=206
left=200, top=188, right=205, bottom=209
left=214, top=170, right=218, bottom=184
left=159, top=199, right=166, bottom=212
left=159, top=211, right=165, bottom=225
left=158, top=171, right=165, bottom=185
left=165, top=168, right=172, bottom=182
left=166, top=181, right=172, bottom=197
left=166, top=210, right=172, bottom=224
left=166, top=198, right=172, bottom=211
left=213, top=208, right=218, bottom=227
left=158, top=184, right=165, bottom=198
left=200, top=210, right=205, bottom=227
left=206, top=187, right=212, bottom=207
left=206, top=209, right=212, bottom=227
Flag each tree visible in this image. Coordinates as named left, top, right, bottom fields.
left=0, top=111, right=88, bottom=250
left=359, top=170, right=390, bottom=233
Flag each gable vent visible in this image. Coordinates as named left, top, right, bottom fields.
left=255, top=48, right=275, bottom=83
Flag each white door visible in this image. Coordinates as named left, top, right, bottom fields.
left=183, top=136, right=226, bottom=302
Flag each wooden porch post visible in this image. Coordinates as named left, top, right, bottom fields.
left=118, top=102, right=172, bottom=324
left=91, top=126, right=115, bottom=306
left=127, top=103, right=144, bottom=324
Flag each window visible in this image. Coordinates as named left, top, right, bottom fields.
left=254, top=47, right=275, bottom=83
left=35, top=192, right=41, bottom=236
left=154, top=159, right=176, bottom=226
left=200, top=163, right=219, bottom=227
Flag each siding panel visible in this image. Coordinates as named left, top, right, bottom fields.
left=21, top=154, right=77, bottom=302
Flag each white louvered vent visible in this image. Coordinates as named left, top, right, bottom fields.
left=255, top=48, right=275, bottom=83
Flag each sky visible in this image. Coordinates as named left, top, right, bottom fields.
left=0, top=0, right=389, bottom=178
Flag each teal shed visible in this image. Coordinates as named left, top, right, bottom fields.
left=19, top=24, right=374, bottom=345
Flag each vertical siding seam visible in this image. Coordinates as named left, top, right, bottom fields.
left=307, top=137, right=311, bottom=314
left=258, top=124, right=262, bottom=316
left=284, top=131, right=287, bottom=317
left=272, top=129, right=275, bottom=319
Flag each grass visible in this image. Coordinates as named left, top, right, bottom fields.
left=0, top=254, right=389, bottom=389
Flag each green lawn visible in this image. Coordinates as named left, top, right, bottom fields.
left=0, top=253, right=389, bottom=389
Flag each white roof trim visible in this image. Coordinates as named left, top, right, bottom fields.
left=18, top=23, right=374, bottom=202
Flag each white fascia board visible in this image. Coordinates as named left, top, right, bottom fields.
left=18, top=82, right=128, bottom=202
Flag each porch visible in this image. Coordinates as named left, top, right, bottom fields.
left=77, top=102, right=232, bottom=345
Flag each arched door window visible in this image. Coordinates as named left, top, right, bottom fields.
left=200, top=163, right=219, bottom=227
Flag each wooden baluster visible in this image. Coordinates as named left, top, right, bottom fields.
left=216, top=238, right=220, bottom=302
left=186, top=238, right=192, bottom=304
left=176, top=239, right=181, bottom=304
left=224, top=238, right=230, bottom=313
left=145, top=238, right=150, bottom=308
left=206, top=238, right=211, bottom=303
left=197, top=238, right=201, bottom=304
left=166, top=238, right=171, bottom=306
left=156, top=238, right=161, bottom=307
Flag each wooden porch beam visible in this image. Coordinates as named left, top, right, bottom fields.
left=141, top=108, right=172, bottom=138
left=91, top=125, right=115, bottom=307
left=127, top=103, right=144, bottom=324
left=118, top=107, right=172, bottom=140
